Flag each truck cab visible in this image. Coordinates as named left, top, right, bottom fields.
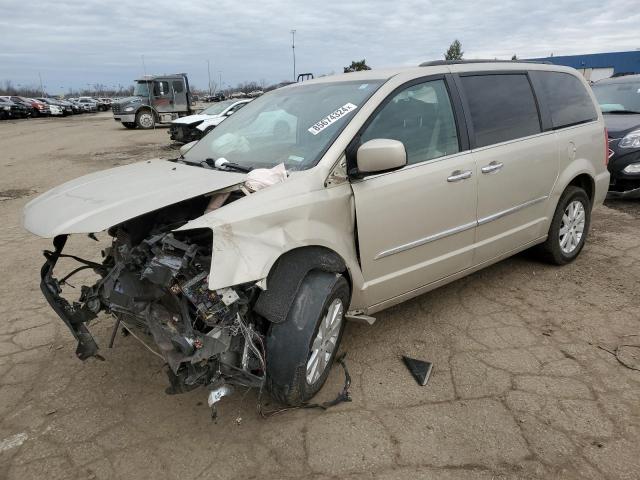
left=112, top=73, right=192, bottom=129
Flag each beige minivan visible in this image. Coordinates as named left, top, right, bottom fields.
left=24, top=61, right=609, bottom=409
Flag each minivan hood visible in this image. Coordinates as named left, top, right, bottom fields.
left=603, top=113, right=640, bottom=138
left=23, top=159, right=246, bottom=238
left=172, top=113, right=219, bottom=125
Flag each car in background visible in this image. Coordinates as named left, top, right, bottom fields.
left=0, top=96, right=31, bottom=119
left=168, top=99, right=250, bottom=143
left=93, top=98, right=110, bottom=111
left=61, top=99, right=82, bottom=114
left=13, top=96, right=50, bottom=116
left=1, top=96, right=36, bottom=117
left=37, top=98, right=73, bottom=116
left=76, top=97, right=98, bottom=112
left=592, top=74, right=640, bottom=198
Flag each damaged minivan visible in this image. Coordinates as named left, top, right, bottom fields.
left=24, top=61, right=609, bottom=410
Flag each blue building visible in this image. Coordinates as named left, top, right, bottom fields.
left=531, top=50, right=640, bottom=81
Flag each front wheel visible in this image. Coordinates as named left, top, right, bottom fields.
left=266, top=271, right=349, bottom=406
left=538, top=186, right=591, bottom=265
left=136, top=110, right=155, bottom=129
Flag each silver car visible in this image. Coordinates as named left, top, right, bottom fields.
left=23, top=61, right=608, bottom=410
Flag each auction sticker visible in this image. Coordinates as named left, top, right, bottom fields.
left=308, top=103, right=357, bottom=135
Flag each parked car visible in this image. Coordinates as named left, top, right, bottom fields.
left=591, top=74, right=640, bottom=198
left=168, top=99, right=251, bottom=143
left=37, top=98, right=73, bottom=116
left=91, top=98, right=110, bottom=111
left=23, top=61, right=608, bottom=411
left=1, top=96, right=34, bottom=118
left=14, top=96, right=50, bottom=116
left=48, top=103, right=64, bottom=116
left=76, top=98, right=98, bottom=112
left=0, top=96, right=31, bottom=118
left=60, top=99, right=82, bottom=114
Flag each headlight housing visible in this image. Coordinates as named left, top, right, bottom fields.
left=124, top=106, right=135, bottom=112
left=623, top=163, right=640, bottom=174
left=619, top=130, right=640, bottom=149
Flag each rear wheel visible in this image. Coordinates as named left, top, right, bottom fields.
left=122, top=122, right=137, bottom=129
left=136, top=110, right=155, bottom=129
left=538, top=186, right=591, bottom=265
left=266, top=271, right=349, bottom=405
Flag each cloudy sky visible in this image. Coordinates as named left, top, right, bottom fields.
left=0, top=0, right=638, bottom=93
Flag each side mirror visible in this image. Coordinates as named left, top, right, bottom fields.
left=225, top=110, right=234, bottom=116
left=179, top=141, right=197, bottom=156
left=356, top=139, right=407, bottom=175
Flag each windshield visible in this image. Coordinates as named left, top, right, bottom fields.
left=592, top=80, right=640, bottom=113
left=202, top=100, right=237, bottom=116
left=133, top=82, right=151, bottom=97
left=183, top=80, right=384, bottom=171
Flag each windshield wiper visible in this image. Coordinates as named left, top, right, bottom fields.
left=203, top=158, right=252, bottom=173
left=605, top=109, right=640, bottom=114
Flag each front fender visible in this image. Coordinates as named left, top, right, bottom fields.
left=176, top=178, right=364, bottom=308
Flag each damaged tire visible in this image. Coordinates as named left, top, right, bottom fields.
left=266, top=271, right=349, bottom=406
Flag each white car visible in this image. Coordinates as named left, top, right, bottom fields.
left=169, top=99, right=251, bottom=143
left=48, top=104, right=63, bottom=116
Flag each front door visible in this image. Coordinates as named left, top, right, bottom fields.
left=153, top=80, right=173, bottom=113
left=351, top=78, right=477, bottom=307
left=456, top=73, right=559, bottom=264
left=171, top=79, right=188, bottom=113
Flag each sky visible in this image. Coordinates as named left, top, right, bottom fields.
left=0, top=0, right=639, bottom=94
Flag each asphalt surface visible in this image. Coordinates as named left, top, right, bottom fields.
left=1, top=112, right=639, bottom=479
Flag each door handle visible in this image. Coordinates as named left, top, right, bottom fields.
left=481, top=161, right=504, bottom=174
left=447, top=170, right=472, bottom=182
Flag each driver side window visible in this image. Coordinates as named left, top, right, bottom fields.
left=361, top=79, right=459, bottom=165
left=154, top=81, right=169, bottom=96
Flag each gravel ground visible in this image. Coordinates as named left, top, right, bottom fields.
left=1, top=113, right=639, bottom=480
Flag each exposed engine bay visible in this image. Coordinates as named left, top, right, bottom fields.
left=40, top=193, right=267, bottom=413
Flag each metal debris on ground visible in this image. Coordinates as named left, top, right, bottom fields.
left=402, top=355, right=433, bottom=386
left=258, top=352, right=352, bottom=418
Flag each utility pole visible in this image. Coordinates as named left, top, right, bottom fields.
left=141, top=55, right=147, bottom=76
left=207, top=60, right=212, bottom=96
left=38, top=72, right=45, bottom=97
left=291, top=29, right=296, bottom=82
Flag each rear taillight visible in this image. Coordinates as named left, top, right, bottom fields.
left=604, top=127, right=609, bottom=166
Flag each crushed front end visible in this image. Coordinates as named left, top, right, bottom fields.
left=40, top=203, right=266, bottom=407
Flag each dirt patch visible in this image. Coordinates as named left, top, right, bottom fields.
left=604, top=199, right=640, bottom=219
left=0, top=188, right=35, bottom=201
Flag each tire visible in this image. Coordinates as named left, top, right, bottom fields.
left=538, top=186, right=591, bottom=265
left=266, top=271, right=349, bottom=406
left=136, top=110, right=155, bottom=129
left=122, top=122, right=137, bottom=129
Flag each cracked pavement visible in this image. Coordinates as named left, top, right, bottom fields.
left=1, top=113, right=639, bottom=479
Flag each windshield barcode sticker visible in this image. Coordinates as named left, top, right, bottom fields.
left=308, top=103, right=358, bottom=135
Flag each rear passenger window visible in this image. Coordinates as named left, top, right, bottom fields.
left=361, top=79, right=459, bottom=165
left=531, top=71, right=597, bottom=129
left=461, top=74, right=541, bottom=148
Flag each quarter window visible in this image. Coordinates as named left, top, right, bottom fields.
left=361, top=79, right=459, bottom=165
left=461, top=74, right=541, bottom=148
left=531, top=71, right=597, bottom=128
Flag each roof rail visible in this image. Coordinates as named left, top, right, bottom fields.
left=419, top=59, right=552, bottom=67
